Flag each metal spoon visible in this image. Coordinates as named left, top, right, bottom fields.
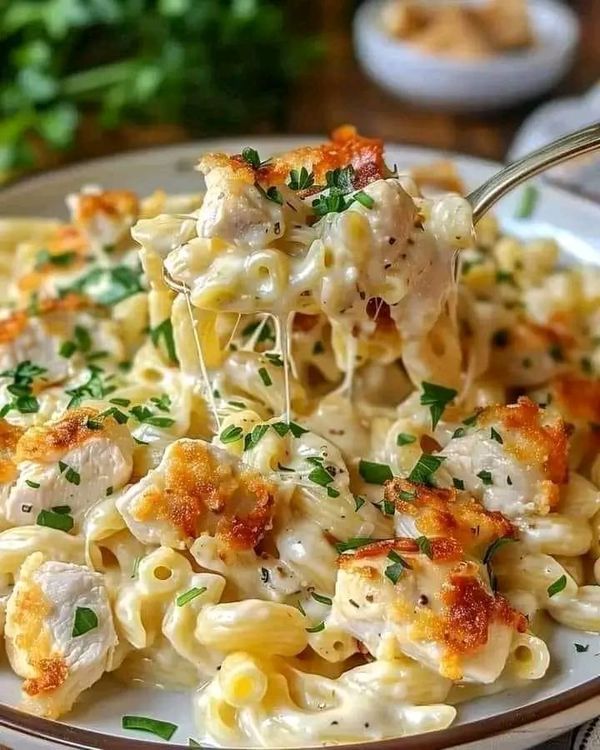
left=467, top=121, right=600, bottom=224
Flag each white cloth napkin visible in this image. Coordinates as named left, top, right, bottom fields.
left=508, top=84, right=600, bottom=202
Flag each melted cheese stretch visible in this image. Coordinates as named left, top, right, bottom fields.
left=0, top=130, right=599, bottom=747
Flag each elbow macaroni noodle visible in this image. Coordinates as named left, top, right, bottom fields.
left=0, top=129, right=598, bottom=745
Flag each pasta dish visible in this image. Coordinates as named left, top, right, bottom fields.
left=0, top=127, right=598, bottom=747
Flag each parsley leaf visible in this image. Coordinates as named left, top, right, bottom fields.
left=420, top=381, right=458, bottom=429
left=358, top=460, right=393, bottom=485
left=547, top=575, right=567, bottom=598
left=150, top=319, right=178, bottom=364
left=408, top=454, right=445, bottom=486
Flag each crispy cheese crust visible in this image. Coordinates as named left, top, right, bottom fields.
left=16, top=407, right=120, bottom=464
left=340, top=541, right=526, bottom=676
left=479, top=397, right=569, bottom=489
left=133, top=441, right=276, bottom=549
left=198, top=126, right=386, bottom=190
left=9, top=567, right=68, bottom=699
left=385, top=479, right=516, bottom=552
left=0, top=419, right=24, bottom=484
left=72, top=190, right=139, bottom=227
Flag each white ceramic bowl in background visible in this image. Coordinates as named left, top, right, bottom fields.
left=0, top=140, right=599, bottom=749
left=353, top=0, right=579, bottom=111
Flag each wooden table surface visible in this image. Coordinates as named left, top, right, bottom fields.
left=290, top=0, right=600, bottom=162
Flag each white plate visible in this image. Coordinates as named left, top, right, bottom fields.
left=353, top=0, right=579, bottom=111
left=0, top=140, right=599, bottom=750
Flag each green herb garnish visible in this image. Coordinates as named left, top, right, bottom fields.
left=121, top=715, right=177, bottom=741
left=358, top=460, right=393, bottom=485
left=72, top=606, right=98, bottom=637
left=408, top=454, right=445, bottom=486
left=514, top=184, right=539, bottom=219
left=547, top=575, right=567, bottom=598
left=176, top=587, right=207, bottom=607
left=420, top=381, right=457, bottom=429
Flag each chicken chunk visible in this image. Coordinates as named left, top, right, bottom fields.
left=117, top=438, right=277, bottom=549
left=5, top=408, right=133, bottom=527
left=439, top=397, right=569, bottom=519
left=387, top=478, right=516, bottom=556
left=5, top=552, right=116, bottom=718
left=329, top=538, right=526, bottom=683
left=0, top=296, right=124, bottom=394
left=67, top=187, right=139, bottom=250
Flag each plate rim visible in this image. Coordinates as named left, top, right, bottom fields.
left=0, top=138, right=599, bottom=749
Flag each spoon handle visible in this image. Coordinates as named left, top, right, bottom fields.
left=467, top=122, right=600, bottom=224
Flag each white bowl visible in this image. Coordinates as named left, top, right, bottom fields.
left=0, top=140, right=599, bottom=749
left=353, top=0, right=579, bottom=111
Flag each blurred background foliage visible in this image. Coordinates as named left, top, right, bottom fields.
left=0, top=0, right=320, bottom=177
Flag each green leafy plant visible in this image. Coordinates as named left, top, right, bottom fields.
left=0, top=0, right=319, bottom=174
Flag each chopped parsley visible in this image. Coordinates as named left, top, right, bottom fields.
left=547, top=575, right=567, bottom=598
left=490, top=427, right=503, bottom=444
left=244, top=424, right=269, bottom=451
left=35, top=248, right=76, bottom=270
left=311, top=592, right=333, bottom=606
left=420, top=381, right=457, bottom=429
left=396, top=432, right=416, bottom=446
left=452, top=477, right=465, bottom=490
left=288, top=167, right=314, bottom=191
left=61, top=265, right=144, bottom=306
left=242, top=319, right=275, bottom=345
left=121, top=715, right=178, bottom=741
left=353, top=190, right=374, bottom=209
left=176, top=587, right=207, bottom=607
left=241, top=147, right=261, bottom=168
left=0, top=360, right=47, bottom=416
left=452, top=427, right=466, bottom=439
left=574, top=643, right=589, bottom=653
left=308, top=464, right=335, bottom=488
left=306, top=621, right=325, bottom=633
left=36, top=508, right=74, bottom=532
left=313, top=341, right=324, bottom=355
left=257, top=183, right=283, bottom=205
left=408, top=453, right=445, bottom=486
left=415, top=535, right=433, bottom=558
left=150, top=319, right=178, bottom=364
left=66, top=365, right=116, bottom=407
left=514, top=184, right=539, bottom=219
left=335, top=536, right=375, bottom=554
left=110, top=397, right=131, bottom=407
left=385, top=550, right=411, bottom=584
left=25, top=480, right=40, bottom=489
left=353, top=495, right=366, bottom=511
left=271, top=422, right=290, bottom=437
left=358, top=460, right=393, bottom=485
left=72, top=606, right=98, bottom=637
left=220, top=425, right=243, bottom=444
left=258, top=367, right=272, bottom=387
left=312, top=192, right=350, bottom=217
left=477, top=470, right=493, bottom=486
left=129, top=404, right=175, bottom=428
